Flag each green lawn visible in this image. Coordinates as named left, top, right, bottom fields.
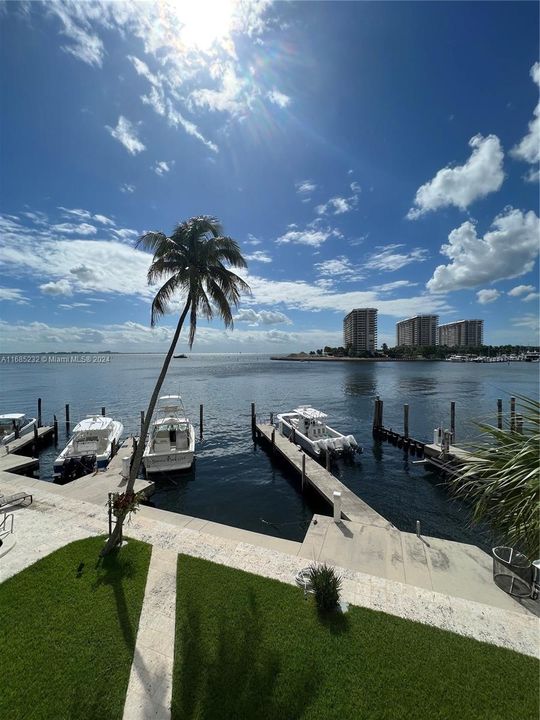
left=173, top=555, right=539, bottom=720
left=0, top=536, right=151, bottom=720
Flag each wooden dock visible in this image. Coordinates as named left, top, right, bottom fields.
left=255, top=423, right=392, bottom=528
left=0, top=426, right=55, bottom=475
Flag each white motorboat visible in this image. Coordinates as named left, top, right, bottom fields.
left=276, top=406, right=361, bottom=459
left=0, top=413, right=37, bottom=445
left=53, top=415, right=124, bottom=482
left=143, top=395, right=195, bottom=474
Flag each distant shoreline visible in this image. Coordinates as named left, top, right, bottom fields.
left=270, top=355, right=433, bottom=362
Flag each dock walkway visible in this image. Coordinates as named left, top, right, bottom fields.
left=0, top=426, right=54, bottom=475
left=255, top=423, right=391, bottom=528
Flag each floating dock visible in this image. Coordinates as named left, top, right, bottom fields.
left=255, top=422, right=392, bottom=528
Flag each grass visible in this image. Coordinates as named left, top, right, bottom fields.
left=0, top=536, right=151, bottom=720
left=173, top=555, right=539, bottom=720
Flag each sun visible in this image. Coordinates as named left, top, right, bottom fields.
left=161, top=0, right=236, bottom=53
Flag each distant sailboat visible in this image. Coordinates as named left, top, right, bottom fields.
left=173, top=353, right=188, bottom=359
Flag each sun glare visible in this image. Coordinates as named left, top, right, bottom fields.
left=163, top=0, right=236, bottom=52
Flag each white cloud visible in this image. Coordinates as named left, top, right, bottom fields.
left=407, top=134, right=504, bottom=219
left=508, top=284, right=536, bottom=297
left=276, top=225, right=341, bottom=248
left=510, top=62, right=540, bottom=173
left=245, top=250, right=271, bottom=263
left=153, top=160, right=174, bottom=176
left=427, top=208, right=540, bottom=293
left=51, top=222, right=97, bottom=236
left=523, top=292, right=540, bottom=303
left=49, top=2, right=105, bottom=67
left=371, top=280, right=418, bottom=292
left=365, top=244, right=428, bottom=272
left=120, top=184, right=135, bottom=194
left=106, top=116, right=146, bottom=155
left=0, top=287, right=28, bottom=304
left=316, top=195, right=358, bottom=215
left=295, top=180, right=316, bottom=195
left=245, top=234, right=262, bottom=246
left=350, top=181, right=361, bottom=192
left=477, top=288, right=501, bottom=304
left=111, top=228, right=139, bottom=242
left=314, top=256, right=363, bottom=282
left=58, top=207, right=115, bottom=226
left=40, top=279, right=73, bottom=296
left=267, top=89, right=290, bottom=108
left=234, top=308, right=291, bottom=325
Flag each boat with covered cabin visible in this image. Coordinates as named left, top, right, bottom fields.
left=53, top=415, right=124, bottom=482
left=143, top=395, right=195, bottom=474
left=276, top=406, right=360, bottom=460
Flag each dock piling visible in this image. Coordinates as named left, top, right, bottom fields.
left=199, top=404, right=204, bottom=437
left=416, top=520, right=421, bottom=539
left=251, top=402, right=256, bottom=440
left=497, top=399, right=503, bottom=430
left=65, top=404, right=70, bottom=435
left=101, top=406, right=106, bottom=416
left=301, top=452, right=306, bottom=490
left=37, top=398, right=42, bottom=428
left=450, top=401, right=456, bottom=443
left=53, top=415, right=58, bottom=442
left=33, top=422, right=39, bottom=455
left=510, top=397, right=516, bottom=432
left=13, top=419, right=20, bottom=440
left=333, top=491, right=342, bottom=522
left=140, top=410, right=145, bottom=437
left=271, top=427, right=275, bottom=454
left=403, top=404, right=409, bottom=439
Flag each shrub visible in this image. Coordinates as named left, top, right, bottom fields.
left=308, top=562, right=342, bottom=612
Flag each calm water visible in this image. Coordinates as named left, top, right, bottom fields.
left=1, top=355, right=538, bottom=546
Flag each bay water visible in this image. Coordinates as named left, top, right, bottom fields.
left=1, top=354, right=537, bottom=547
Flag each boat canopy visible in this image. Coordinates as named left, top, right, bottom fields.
left=0, top=413, right=27, bottom=422
left=153, top=417, right=189, bottom=427
left=293, top=407, right=328, bottom=420
left=73, top=416, right=114, bottom=433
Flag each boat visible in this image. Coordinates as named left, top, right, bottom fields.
left=0, top=413, right=37, bottom=445
left=446, top=354, right=468, bottom=362
left=142, top=395, right=195, bottom=474
left=53, top=415, right=124, bottom=482
left=174, top=354, right=188, bottom=359
left=276, top=406, right=361, bottom=459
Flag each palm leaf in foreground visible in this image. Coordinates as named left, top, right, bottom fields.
left=449, top=395, right=540, bottom=558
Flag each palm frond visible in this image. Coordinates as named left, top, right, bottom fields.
left=449, top=396, right=540, bottom=557
left=150, top=274, right=183, bottom=327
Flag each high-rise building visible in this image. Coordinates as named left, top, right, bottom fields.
left=344, top=308, right=378, bottom=353
left=439, top=320, right=483, bottom=347
left=396, top=315, right=439, bottom=347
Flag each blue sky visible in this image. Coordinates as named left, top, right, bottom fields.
left=0, top=0, right=539, bottom=352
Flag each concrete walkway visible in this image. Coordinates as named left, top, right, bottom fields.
left=0, top=479, right=538, bottom=660
left=123, top=547, right=177, bottom=720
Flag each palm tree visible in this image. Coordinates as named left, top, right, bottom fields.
left=101, top=216, right=250, bottom=555
left=449, top=395, right=540, bottom=558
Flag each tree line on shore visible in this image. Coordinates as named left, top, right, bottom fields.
left=308, top=344, right=539, bottom=359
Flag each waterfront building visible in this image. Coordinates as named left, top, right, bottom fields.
left=396, top=315, right=438, bottom=347
left=439, top=320, right=484, bottom=347
left=344, top=308, right=378, bottom=353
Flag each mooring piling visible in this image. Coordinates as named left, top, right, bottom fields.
left=403, top=403, right=409, bottom=439
left=497, top=398, right=503, bottom=430
left=53, top=414, right=58, bottom=442
left=37, top=398, right=42, bottom=428
left=101, top=406, right=106, bottom=416
left=271, top=427, right=275, bottom=454
left=301, top=452, right=306, bottom=490
left=450, top=401, right=456, bottom=443
left=251, top=402, right=256, bottom=440
left=65, top=403, right=70, bottom=435
left=199, top=404, right=204, bottom=437
left=510, top=396, right=516, bottom=432
left=140, top=410, right=145, bottom=437
left=33, top=422, right=39, bottom=455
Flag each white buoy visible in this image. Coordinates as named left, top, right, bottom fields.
left=333, top=490, right=342, bottom=522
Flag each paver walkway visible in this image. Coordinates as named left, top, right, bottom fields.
left=0, top=479, right=538, bottom=661
left=123, top=547, right=177, bottom=720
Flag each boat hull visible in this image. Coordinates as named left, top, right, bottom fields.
left=0, top=418, right=37, bottom=446
left=143, top=450, right=195, bottom=473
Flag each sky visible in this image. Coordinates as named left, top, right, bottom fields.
left=0, top=0, right=539, bottom=353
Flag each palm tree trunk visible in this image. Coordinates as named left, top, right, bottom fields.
left=101, top=295, right=192, bottom=556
